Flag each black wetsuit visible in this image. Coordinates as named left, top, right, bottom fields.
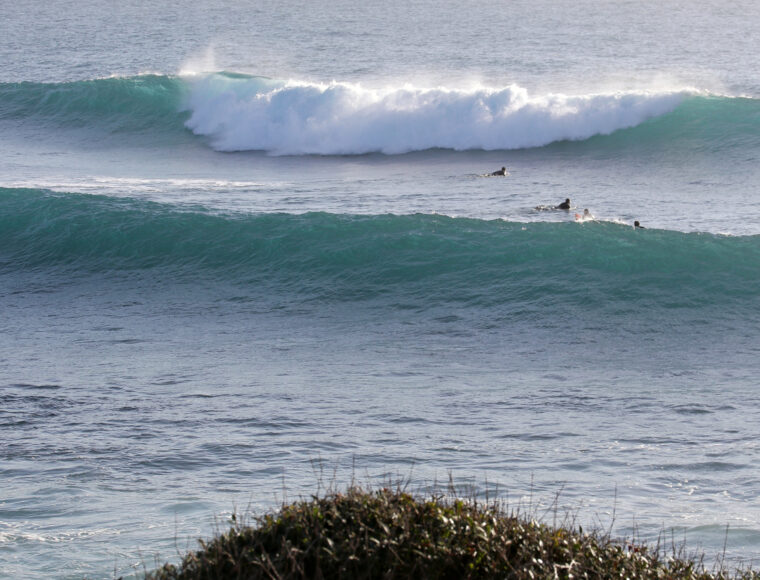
left=557, top=200, right=571, bottom=210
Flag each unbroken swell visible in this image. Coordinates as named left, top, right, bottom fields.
left=2, top=188, right=759, bottom=316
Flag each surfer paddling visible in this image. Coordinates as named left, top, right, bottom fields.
left=634, top=220, right=645, bottom=229
left=533, top=197, right=572, bottom=212
left=491, top=166, right=508, bottom=176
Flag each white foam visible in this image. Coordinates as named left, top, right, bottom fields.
left=182, top=75, right=694, bottom=155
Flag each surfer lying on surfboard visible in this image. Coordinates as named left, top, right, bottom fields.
left=534, top=198, right=572, bottom=211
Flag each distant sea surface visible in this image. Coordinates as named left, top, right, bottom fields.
left=2, top=1, right=760, bottom=578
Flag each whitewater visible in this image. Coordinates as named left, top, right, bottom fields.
left=182, top=75, right=696, bottom=154
left=2, top=0, right=760, bottom=578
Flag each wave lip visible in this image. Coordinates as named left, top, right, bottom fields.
left=183, top=74, right=693, bottom=155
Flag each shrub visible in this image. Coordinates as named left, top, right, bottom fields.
left=148, top=486, right=758, bottom=579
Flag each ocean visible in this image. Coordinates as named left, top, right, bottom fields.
left=2, top=0, right=760, bottom=577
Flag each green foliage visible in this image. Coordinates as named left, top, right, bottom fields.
left=148, top=487, right=758, bottom=580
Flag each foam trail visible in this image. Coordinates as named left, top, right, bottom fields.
left=183, top=74, right=693, bottom=155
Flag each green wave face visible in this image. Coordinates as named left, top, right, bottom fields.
left=590, top=95, right=760, bottom=153
left=2, top=188, right=759, bottom=317
left=0, top=75, right=189, bottom=133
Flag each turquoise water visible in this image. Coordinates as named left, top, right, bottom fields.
left=5, top=74, right=760, bottom=156
left=2, top=1, right=760, bottom=578
left=3, top=188, right=760, bottom=308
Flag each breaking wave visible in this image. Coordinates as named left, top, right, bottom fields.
left=6, top=73, right=757, bottom=155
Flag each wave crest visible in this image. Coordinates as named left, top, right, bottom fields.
left=5, top=73, right=757, bottom=156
